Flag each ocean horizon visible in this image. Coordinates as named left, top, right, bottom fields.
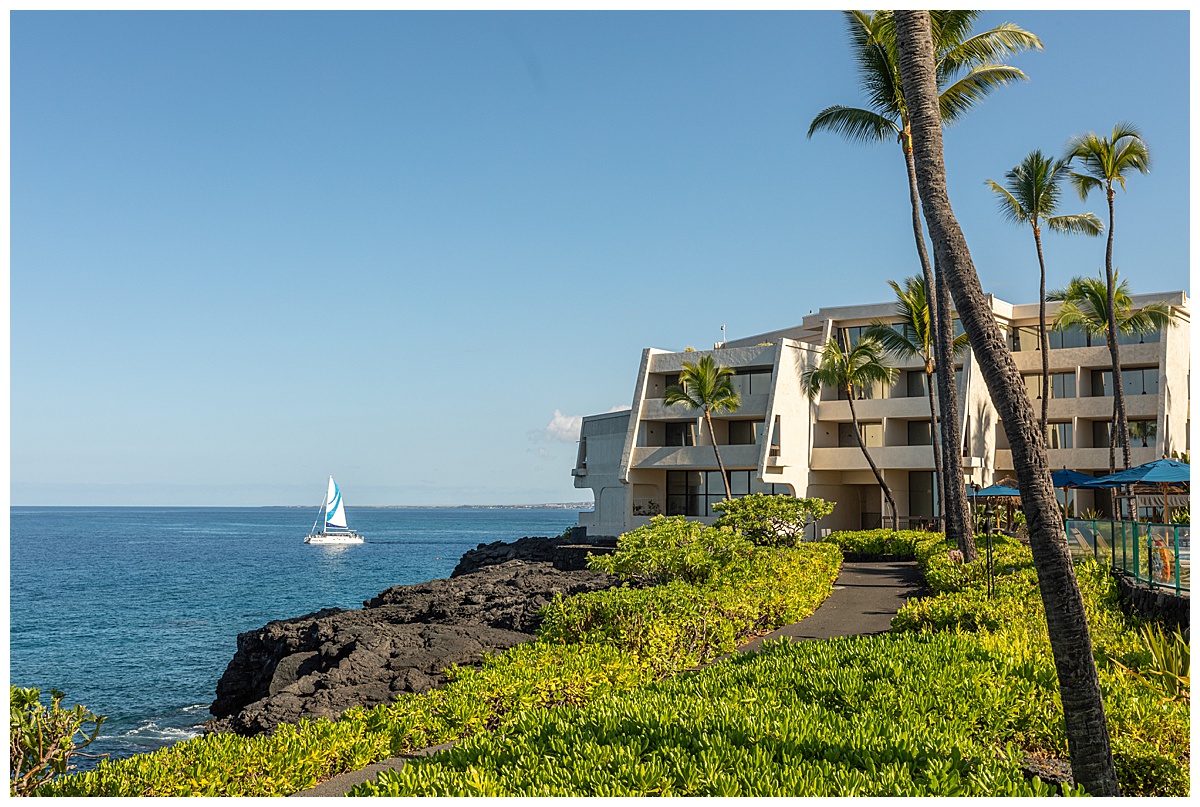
left=10, top=505, right=583, bottom=766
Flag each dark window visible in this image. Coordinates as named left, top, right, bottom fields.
left=1048, top=422, right=1073, bottom=450
left=665, top=421, right=695, bottom=446
left=665, top=470, right=790, bottom=517
left=907, top=370, right=928, bottom=398
left=839, top=422, right=882, bottom=448
left=907, top=420, right=933, bottom=446
left=728, top=420, right=761, bottom=445
left=909, top=471, right=935, bottom=519
left=1092, top=421, right=1111, bottom=449
left=1118, top=325, right=1162, bottom=346
left=1023, top=372, right=1076, bottom=399
left=730, top=369, right=773, bottom=397
left=1129, top=420, right=1158, bottom=448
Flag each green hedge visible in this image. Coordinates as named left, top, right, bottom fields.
left=819, top=528, right=929, bottom=557
left=39, top=518, right=842, bottom=797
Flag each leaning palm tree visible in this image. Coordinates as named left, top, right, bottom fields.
left=1049, top=270, right=1176, bottom=469
left=801, top=336, right=899, bottom=530
left=865, top=276, right=969, bottom=526
left=985, top=151, right=1103, bottom=437
left=663, top=354, right=741, bottom=501
left=809, top=10, right=1039, bottom=560
left=894, top=10, right=1119, bottom=795
left=1065, top=123, right=1151, bottom=471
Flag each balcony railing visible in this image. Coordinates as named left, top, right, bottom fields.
left=1066, top=518, right=1190, bottom=595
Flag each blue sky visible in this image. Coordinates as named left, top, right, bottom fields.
left=11, top=10, right=1190, bottom=506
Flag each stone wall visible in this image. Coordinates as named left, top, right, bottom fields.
left=1112, top=572, right=1190, bottom=632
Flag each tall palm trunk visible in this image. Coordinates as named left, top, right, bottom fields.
left=934, top=261, right=975, bottom=559
left=894, top=10, right=1119, bottom=795
left=1103, top=188, right=1129, bottom=472
left=703, top=410, right=733, bottom=500
left=904, top=134, right=963, bottom=545
left=847, top=390, right=898, bottom=530
left=1033, top=224, right=1050, bottom=439
left=924, top=361, right=944, bottom=524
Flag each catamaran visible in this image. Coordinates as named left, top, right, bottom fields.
left=306, top=476, right=364, bottom=545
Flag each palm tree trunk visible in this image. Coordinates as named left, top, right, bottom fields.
left=894, top=10, right=1119, bottom=795
left=704, top=410, right=732, bottom=501
left=934, top=263, right=975, bottom=559
left=1034, top=224, right=1050, bottom=440
left=847, top=393, right=898, bottom=530
left=925, top=365, right=944, bottom=526
left=1103, top=188, right=1129, bottom=471
left=903, top=139, right=952, bottom=536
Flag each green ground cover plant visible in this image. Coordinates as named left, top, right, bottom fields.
left=355, top=530, right=1187, bottom=797
left=819, top=528, right=928, bottom=557
left=36, top=517, right=840, bottom=796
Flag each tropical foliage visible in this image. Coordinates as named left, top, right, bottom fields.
left=9, top=687, right=106, bottom=796
left=711, top=493, right=835, bottom=547
left=1064, top=122, right=1152, bottom=471
left=663, top=355, right=741, bottom=499
left=985, top=150, right=1103, bottom=436
left=1049, top=270, right=1174, bottom=343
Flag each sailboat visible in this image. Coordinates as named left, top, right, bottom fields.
left=305, top=476, right=365, bottom=545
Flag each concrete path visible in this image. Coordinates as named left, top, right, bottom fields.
left=292, top=560, right=923, bottom=797
left=738, top=560, right=925, bottom=653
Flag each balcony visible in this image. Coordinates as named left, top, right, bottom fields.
left=994, top=446, right=1162, bottom=473
left=641, top=393, right=769, bottom=420
left=630, top=443, right=762, bottom=469
left=809, top=445, right=939, bottom=471
left=816, top=396, right=930, bottom=422
left=649, top=343, right=776, bottom=374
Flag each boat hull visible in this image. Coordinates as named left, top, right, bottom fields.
left=305, top=531, right=365, bottom=545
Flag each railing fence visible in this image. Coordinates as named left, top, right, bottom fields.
left=1065, top=518, right=1190, bottom=595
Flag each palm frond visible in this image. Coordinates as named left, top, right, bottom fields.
left=808, top=105, right=898, bottom=143
left=939, top=65, right=1029, bottom=125
left=937, top=22, right=1043, bottom=82
left=985, top=179, right=1029, bottom=226
left=1044, top=213, right=1104, bottom=236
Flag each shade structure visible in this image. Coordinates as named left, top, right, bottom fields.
left=1086, top=458, right=1192, bottom=488
left=975, top=484, right=1021, bottom=497
left=1051, top=468, right=1098, bottom=489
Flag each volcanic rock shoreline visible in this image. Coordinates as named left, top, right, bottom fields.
left=206, top=536, right=616, bottom=736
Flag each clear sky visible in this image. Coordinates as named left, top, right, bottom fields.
left=11, top=10, right=1190, bottom=506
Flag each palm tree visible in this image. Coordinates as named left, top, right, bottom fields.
left=1129, top=420, right=1157, bottom=449
left=801, top=336, right=899, bottom=530
left=1049, top=270, right=1175, bottom=468
left=985, top=151, right=1104, bottom=437
left=1064, top=124, right=1151, bottom=471
left=865, top=276, right=969, bottom=527
left=894, top=10, right=1119, bottom=795
left=809, top=10, right=1039, bottom=560
left=663, top=354, right=742, bottom=500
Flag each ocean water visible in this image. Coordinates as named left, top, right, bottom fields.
left=9, top=506, right=581, bottom=765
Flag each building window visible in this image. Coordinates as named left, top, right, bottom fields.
left=907, top=420, right=933, bottom=446
left=665, top=470, right=790, bottom=517
left=837, top=378, right=891, bottom=400
left=909, top=470, right=935, bottom=519
left=1047, top=422, right=1074, bottom=450
left=1091, top=367, right=1158, bottom=397
left=906, top=370, right=928, bottom=398
left=665, top=421, right=695, bottom=446
left=1117, top=326, right=1162, bottom=346
left=1092, top=421, right=1111, bottom=449
left=728, top=420, right=765, bottom=445
left=1129, top=419, right=1158, bottom=448
left=839, top=422, right=883, bottom=448
left=730, top=369, right=773, bottom=397
left=1022, top=372, right=1076, bottom=399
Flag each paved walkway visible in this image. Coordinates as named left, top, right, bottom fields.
left=292, top=560, right=923, bottom=797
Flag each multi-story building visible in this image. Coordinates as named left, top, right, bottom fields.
left=572, top=290, right=1189, bottom=539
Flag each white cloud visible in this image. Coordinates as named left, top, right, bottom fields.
left=531, top=406, right=629, bottom=444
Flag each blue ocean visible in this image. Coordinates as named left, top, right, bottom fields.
left=9, top=506, right=582, bottom=765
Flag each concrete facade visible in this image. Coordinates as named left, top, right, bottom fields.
left=573, top=291, right=1190, bottom=538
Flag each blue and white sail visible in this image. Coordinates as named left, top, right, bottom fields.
left=306, top=476, right=364, bottom=545
left=324, top=476, right=349, bottom=531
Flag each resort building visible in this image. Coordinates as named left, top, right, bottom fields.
left=572, top=291, right=1189, bottom=539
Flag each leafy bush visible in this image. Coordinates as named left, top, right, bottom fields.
left=10, top=687, right=105, bottom=796
left=586, top=516, right=755, bottom=586
left=819, top=529, right=928, bottom=557
left=711, top=494, right=835, bottom=547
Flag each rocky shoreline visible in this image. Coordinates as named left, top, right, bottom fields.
left=206, top=536, right=616, bottom=736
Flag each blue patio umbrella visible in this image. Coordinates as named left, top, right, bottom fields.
left=1087, top=458, right=1191, bottom=523
left=975, top=484, right=1021, bottom=497
left=1051, top=468, right=1098, bottom=489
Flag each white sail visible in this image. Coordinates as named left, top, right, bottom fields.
left=324, top=476, right=349, bottom=530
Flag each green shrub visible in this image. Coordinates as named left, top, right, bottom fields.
left=10, top=687, right=106, bottom=797
left=587, top=516, right=755, bottom=586
left=819, top=529, right=929, bottom=557
left=711, top=494, right=835, bottom=547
